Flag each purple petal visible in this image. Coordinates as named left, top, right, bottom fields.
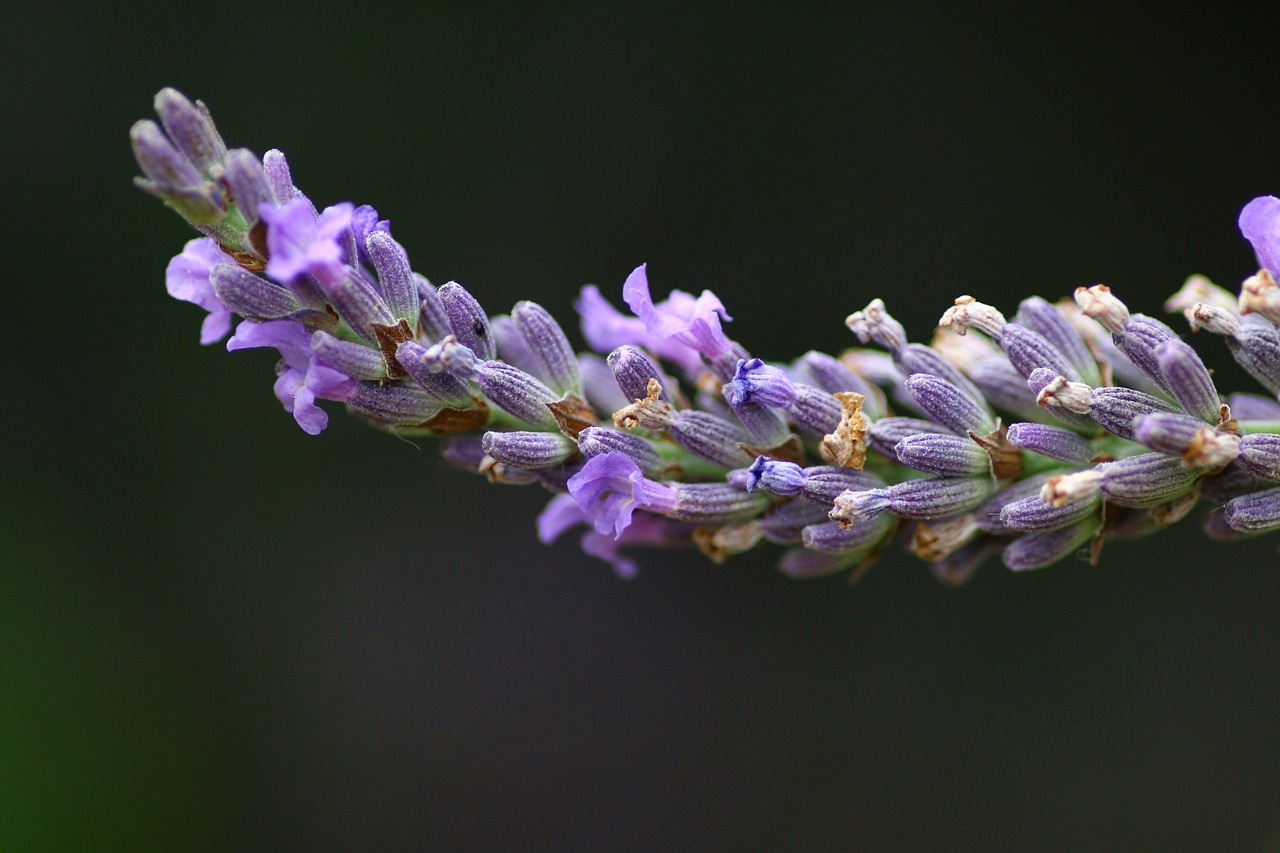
left=537, top=493, right=590, bottom=544
left=165, top=237, right=234, bottom=344
left=261, top=199, right=353, bottom=286
left=621, top=264, right=734, bottom=360
left=1240, top=195, right=1280, bottom=275
left=226, top=319, right=312, bottom=368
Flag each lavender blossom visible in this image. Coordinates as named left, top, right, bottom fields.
left=132, top=89, right=1280, bottom=583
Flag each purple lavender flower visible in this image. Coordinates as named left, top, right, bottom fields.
left=166, top=237, right=235, bottom=344
left=260, top=199, right=354, bottom=286
left=566, top=453, right=678, bottom=538
left=226, top=320, right=356, bottom=435
left=135, top=89, right=1280, bottom=582
left=621, top=263, right=735, bottom=361
left=350, top=204, right=391, bottom=264
left=1240, top=195, right=1280, bottom=275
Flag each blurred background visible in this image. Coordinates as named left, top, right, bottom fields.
left=5, top=3, right=1280, bottom=850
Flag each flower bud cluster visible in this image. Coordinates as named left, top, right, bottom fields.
left=134, top=90, right=1280, bottom=582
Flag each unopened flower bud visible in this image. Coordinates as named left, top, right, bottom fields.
left=438, top=282, right=496, bottom=361
left=513, top=300, right=581, bottom=397
left=481, top=430, right=578, bottom=469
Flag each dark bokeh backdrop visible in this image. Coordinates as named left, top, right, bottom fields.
left=5, top=4, right=1280, bottom=850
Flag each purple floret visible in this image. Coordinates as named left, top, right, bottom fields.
left=166, top=237, right=234, bottom=344
left=260, top=198, right=354, bottom=286
left=1240, top=195, right=1280, bottom=275
left=227, top=319, right=357, bottom=435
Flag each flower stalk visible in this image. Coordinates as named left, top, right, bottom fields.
left=135, top=88, right=1280, bottom=581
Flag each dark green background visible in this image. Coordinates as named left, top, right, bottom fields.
left=5, top=4, right=1280, bottom=850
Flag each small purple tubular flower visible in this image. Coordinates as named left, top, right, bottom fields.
left=1112, top=314, right=1180, bottom=397
left=1223, top=485, right=1280, bottom=532
left=894, top=343, right=986, bottom=406
left=666, top=483, right=770, bottom=525
left=1237, top=434, right=1280, bottom=481
left=746, top=459, right=885, bottom=505
left=1225, top=326, right=1280, bottom=397
left=365, top=230, right=419, bottom=323
left=396, top=340, right=478, bottom=405
left=576, top=426, right=667, bottom=479
left=608, top=345, right=673, bottom=404
left=1132, top=412, right=1239, bottom=467
left=1088, top=386, right=1180, bottom=442
left=802, top=513, right=894, bottom=554
left=567, top=453, right=678, bottom=538
left=415, top=276, right=454, bottom=343
left=797, top=467, right=886, bottom=506
left=1005, top=422, right=1095, bottom=464
left=312, top=331, right=388, bottom=381
left=1000, top=492, right=1101, bottom=532
left=475, top=361, right=561, bottom=429
left=1240, top=195, right=1280, bottom=275
left=621, top=263, right=734, bottom=361
left=1156, top=338, right=1221, bottom=424
left=787, top=384, right=845, bottom=438
left=227, top=320, right=356, bottom=434
left=209, top=263, right=302, bottom=321
left=350, top=205, right=391, bottom=265
left=481, top=430, right=578, bottom=470
left=667, top=410, right=755, bottom=470
left=438, top=282, right=497, bottom=362
left=1003, top=520, right=1097, bottom=571
left=261, top=199, right=353, bottom=287
left=999, top=323, right=1083, bottom=384
left=831, top=477, right=993, bottom=527
left=221, top=149, right=273, bottom=229
left=346, top=381, right=442, bottom=426
left=975, top=473, right=1054, bottom=534
left=166, top=237, right=234, bottom=343
left=513, top=300, right=581, bottom=397
left=904, top=373, right=997, bottom=437
left=727, top=358, right=797, bottom=409
left=153, top=87, right=226, bottom=176
left=131, top=120, right=215, bottom=214
left=746, top=457, right=805, bottom=496
left=262, top=149, right=307, bottom=208
left=894, top=433, right=992, bottom=477
left=1098, top=452, right=1204, bottom=508
left=868, top=417, right=956, bottom=460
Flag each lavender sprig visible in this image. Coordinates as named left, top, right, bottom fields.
left=133, top=89, right=1280, bottom=582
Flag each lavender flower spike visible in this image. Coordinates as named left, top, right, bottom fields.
left=133, top=89, right=1280, bottom=580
